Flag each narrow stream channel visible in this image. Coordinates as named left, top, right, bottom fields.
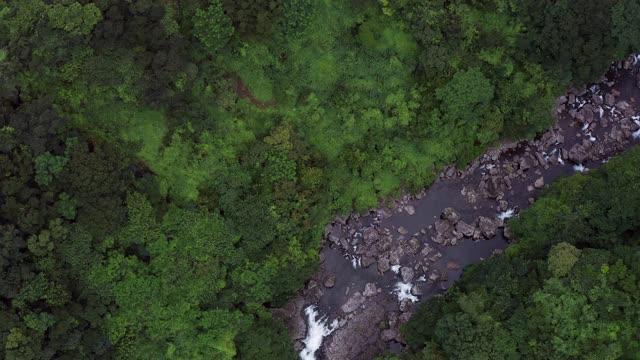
left=277, top=56, right=640, bottom=360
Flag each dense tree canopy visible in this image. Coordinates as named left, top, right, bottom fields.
left=0, top=0, right=638, bottom=358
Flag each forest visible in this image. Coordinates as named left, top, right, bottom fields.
left=0, top=0, right=639, bottom=359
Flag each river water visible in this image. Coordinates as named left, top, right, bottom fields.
left=280, top=57, right=640, bottom=360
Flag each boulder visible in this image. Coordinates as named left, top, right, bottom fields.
left=455, top=221, right=475, bottom=237
left=478, top=216, right=498, bottom=239
left=363, top=227, right=379, bottom=245
left=605, top=93, right=616, bottom=106
left=534, top=176, right=545, bottom=189
left=441, top=207, right=461, bottom=224
left=377, top=258, right=390, bottom=273
left=363, top=283, right=378, bottom=297
left=568, top=143, right=589, bottom=163
left=404, top=205, right=416, bottom=215
left=408, top=237, right=421, bottom=254
left=400, top=267, right=415, bottom=283
left=341, top=292, right=366, bottom=313
left=324, top=275, right=336, bottom=288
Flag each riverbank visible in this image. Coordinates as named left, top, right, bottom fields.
left=277, top=55, right=640, bottom=360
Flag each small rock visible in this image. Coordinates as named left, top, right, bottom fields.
left=397, top=226, right=408, bottom=235
left=492, top=248, right=504, bottom=257
left=411, top=285, right=423, bottom=296
left=363, top=283, right=378, bottom=297
left=404, top=205, right=415, bottom=215
left=399, top=299, right=412, bottom=313
left=605, top=93, right=616, bottom=106
left=381, top=329, right=398, bottom=342
left=528, top=197, right=535, bottom=205
left=324, top=275, right=336, bottom=288
left=408, top=237, right=421, bottom=254
left=534, top=176, right=545, bottom=189
left=519, top=157, right=531, bottom=171
left=498, top=200, right=509, bottom=212
left=428, top=252, right=443, bottom=262
left=400, top=267, right=415, bottom=283
left=503, top=225, right=512, bottom=240
left=446, top=261, right=461, bottom=270
left=377, top=258, right=390, bottom=273
left=441, top=207, right=461, bottom=224
left=527, top=185, right=534, bottom=192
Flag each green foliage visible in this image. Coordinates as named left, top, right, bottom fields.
left=193, top=0, right=234, bottom=55
left=47, top=2, right=102, bottom=36
left=2, top=0, right=639, bottom=358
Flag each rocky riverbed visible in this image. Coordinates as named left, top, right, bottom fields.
left=275, top=55, right=640, bottom=360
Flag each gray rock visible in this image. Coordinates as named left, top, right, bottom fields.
left=363, top=227, right=379, bottom=244
left=519, top=157, right=531, bottom=171
left=397, top=226, right=408, bottom=235
left=434, top=219, right=452, bottom=235
left=404, top=205, right=416, bottom=215
left=455, top=221, right=475, bottom=237
left=341, top=292, right=366, bottom=313
left=377, top=258, right=390, bottom=273
left=527, top=185, right=535, bottom=192
left=441, top=207, right=461, bottom=224
left=324, top=275, right=336, bottom=288
left=534, top=176, right=545, bottom=189
left=411, top=285, right=423, bottom=296
left=498, top=200, right=509, bottom=212
left=363, top=283, right=378, bottom=297
left=408, top=237, right=421, bottom=254
left=503, top=225, right=512, bottom=240
left=399, top=299, right=412, bottom=312
left=478, top=216, right=498, bottom=239
left=324, top=303, right=385, bottom=360
left=605, top=93, right=616, bottom=106
left=535, top=152, right=546, bottom=166
left=568, top=143, right=589, bottom=163
left=401, top=267, right=415, bottom=283
left=381, top=329, right=398, bottom=342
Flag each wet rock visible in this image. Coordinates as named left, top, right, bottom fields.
left=397, top=226, right=408, bottom=235
left=503, top=224, right=512, bottom=240
left=528, top=197, right=535, bottom=205
left=341, top=292, right=366, bottom=313
left=503, top=176, right=512, bottom=189
left=477, top=216, right=498, bottom=239
left=363, top=283, right=378, bottom=297
left=472, top=228, right=483, bottom=240
left=616, top=101, right=630, bottom=111
left=428, top=271, right=439, bottom=282
left=486, top=176, right=502, bottom=199
left=421, top=244, right=433, bottom=256
left=276, top=298, right=307, bottom=340
left=400, top=267, right=415, bottom=283
left=605, top=93, right=616, bottom=106
left=519, top=157, right=531, bottom=171
left=527, top=185, right=535, bottom=192
left=568, top=143, right=589, bottom=163
left=381, top=329, right=398, bottom=342
left=324, top=275, right=336, bottom=288
left=400, top=299, right=413, bottom=313
left=324, top=303, right=385, bottom=360
left=592, top=94, right=603, bottom=105
left=535, top=152, right=546, bottom=167
left=446, top=261, right=461, bottom=270
left=428, top=252, right=442, bottom=262
left=441, top=207, right=461, bottom=224
left=498, top=200, right=509, bottom=212
left=534, top=176, right=545, bottom=189
left=377, top=258, right=390, bottom=273
left=404, top=205, right=416, bottom=215
left=363, top=227, right=379, bottom=245
left=361, top=256, right=376, bottom=269
left=411, top=285, right=423, bottom=296
left=492, top=249, right=504, bottom=257
left=408, top=237, right=421, bottom=254
left=434, top=219, right=452, bottom=235
left=455, top=221, right=475, bottom=237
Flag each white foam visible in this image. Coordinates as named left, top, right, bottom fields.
left=573, top=164, right=587, bottom=172
left=417, top=275, right=426, bottom=282
left=585, top=132, right=597, bottom=142
left=581, top=123, right=589, bottom=132
left=390, top=265, right=401, bottom=274
left=299, top=306, right=338, bottom=360
left=350, top=256, right=361, bottom=269
left=497, top=208, right=515, bottom=221
left=393, top=282, right=418, bottom=303
left=598, top=106, right=604, bottom=118
left=633, top=119, right=640, bottom=140
left=558, top=157, right=565, bottom=165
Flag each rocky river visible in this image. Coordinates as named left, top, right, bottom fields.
left=274, top=55, right=640, bottom=360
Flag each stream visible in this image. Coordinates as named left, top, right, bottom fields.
left=275, top=55, right=640, bottom=360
